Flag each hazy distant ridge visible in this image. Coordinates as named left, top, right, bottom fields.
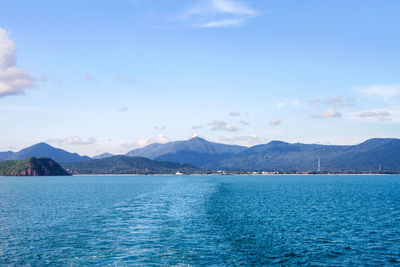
left=126, top=137, right=400, bottom=172
left=1, top=137, right=399, bottom=172
left=206, top=138, right=400, bottom=171
left=0, top=143, right=90, bottom=163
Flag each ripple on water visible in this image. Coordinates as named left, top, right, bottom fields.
left=0, top=175, right=400, bottom=265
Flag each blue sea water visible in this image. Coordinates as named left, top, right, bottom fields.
left=0, top=175, right=400, bottom=265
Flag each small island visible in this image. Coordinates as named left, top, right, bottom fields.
left=0, top=157, right=70, bottom=176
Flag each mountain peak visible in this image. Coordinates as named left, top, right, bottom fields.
left=267, top=140, right=289, bottom=146
left=0, top=142, right=91, bottom=163
left=187, top=136, right=207, bottom=143
left=360, top=138, right=398, bottom=145
left=30, top=142, right=53, bottom=148
left=93, top=153, right=114, bottom=159
left=125, top=136, right=246, bottom=165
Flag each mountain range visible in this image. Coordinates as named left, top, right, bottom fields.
left=125, top=137, right=400, bottom=171
left=205, top=138, right=400, bottom=171
left=125, top=137, right=246, bottom=166
left=61, top=155, right=202, bottom=174
left=1, top=137, right=399, bottom=172
left=0, top=143, right=89, bottom=163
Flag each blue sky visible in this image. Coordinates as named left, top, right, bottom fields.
left=0, top=0, right=399, bottom=156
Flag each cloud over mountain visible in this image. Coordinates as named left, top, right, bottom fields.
left=219, top=134, right=263, bottom=146
left=122, top=134, right=171, bottom=149
left=47, top=136, right=97, bottom=145
left=210, top=120, right=238, bottom=132
left=0, top=28, right=35, bottom=98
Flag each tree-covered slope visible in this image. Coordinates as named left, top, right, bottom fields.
left=61, top=155, right=204, bottom=174
left=0, top=157, right=70, bottom=176
left=205, top=138, right=400, bottom=171
left=125, top=137, right=246, bottom=168
left=92, top=153, right=114, bottom=159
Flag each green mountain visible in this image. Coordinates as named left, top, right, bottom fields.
left=0, top=157, right=70, bottom=176
left=92, top=152, right=114, bottom=159
left=124, top=137, right=400, bottom=171
left=0, top=143, right=90, bottom=163
left=3, top=138, right=399, bottom=173
left=61, top=155, right=204, bottom=174
left=125, top=137, right=246, bottom=167
left=205, top=138, right=400, bottom=172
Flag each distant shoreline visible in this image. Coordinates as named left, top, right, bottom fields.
left=71, top=173, right=400, bottom=176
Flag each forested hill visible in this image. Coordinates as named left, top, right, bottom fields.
left=61, top=155, right=204, bottom=174
left=0, top=157, right=70, bottom=176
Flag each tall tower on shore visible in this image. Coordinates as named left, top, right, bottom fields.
left=317, top=157, right=321, bottom=172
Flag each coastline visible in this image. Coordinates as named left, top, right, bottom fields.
left=70, top=173, right=399, bottom=176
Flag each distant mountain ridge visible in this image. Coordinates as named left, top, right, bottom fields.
left=125, top=137, right=400, bottom=172
left=0, top=143, right=90, bottom=163
left=205, top=138, right=400, bottom=171
left=125, top=137, right=246, bottom=167
left=92, top=153, right=114, bottom=159
left=2, top=137, right=399, bottom=172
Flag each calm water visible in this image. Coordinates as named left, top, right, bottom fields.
left=1, top=175, right=400, bottom=265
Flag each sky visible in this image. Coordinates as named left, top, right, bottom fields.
left=0, top=0, right=399, bottom=156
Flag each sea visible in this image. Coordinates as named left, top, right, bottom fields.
left=0, top=175, right=399, bottom=265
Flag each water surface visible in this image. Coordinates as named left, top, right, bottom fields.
left=1, top=175, right=399, bottom=265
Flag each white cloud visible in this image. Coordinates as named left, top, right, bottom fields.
left=119, top=107, right=129, bottom=112
left=47, top=136, right=97, bottom=145
left=229, top=111, right=241, bottom=117
left=291, top=99, right=299, bottom=107
left=310, top=96, right=356, bottom=107
left=84, top=74, right=96, bottom=81
left=183, top=0, right=258, bottom=28
left=201, top=18, right=245, bottom=28
left=350, top=108, right=400, bottom=123
left=154, top=126, right=166, bottom=130
left=239, top=120, right=250, bottom=125
left=208, top=0, right=256, bottom=15
left=0, top=28, right=35, bottom=98
left=187, top=0, right=256, bottom=16
left=359, top=84, right=400, bottom=100
left=210, top=120, right=238, bottom=132
left=354, top=110, right=391, bottom=122
left=269, top=119, right=282, bottom=126
left=276, top=102, right=286, bottom=108
left=220, top=134, right=264, bottom=146
left=313, top=109, right=341, bottom=118
left=122, top=134, right=171, bottom=149
left=358, top=110, right=390, bottom=118
left=192, top=125, right=203, bottom=129
left=276, top=99, right=300, bottom=108
left=322, top=109, right=341, bottom=118
left=116, top=76, right=132, bottom=83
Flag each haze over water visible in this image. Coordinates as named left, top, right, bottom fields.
left=1, top=175, right=399, bottom=265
